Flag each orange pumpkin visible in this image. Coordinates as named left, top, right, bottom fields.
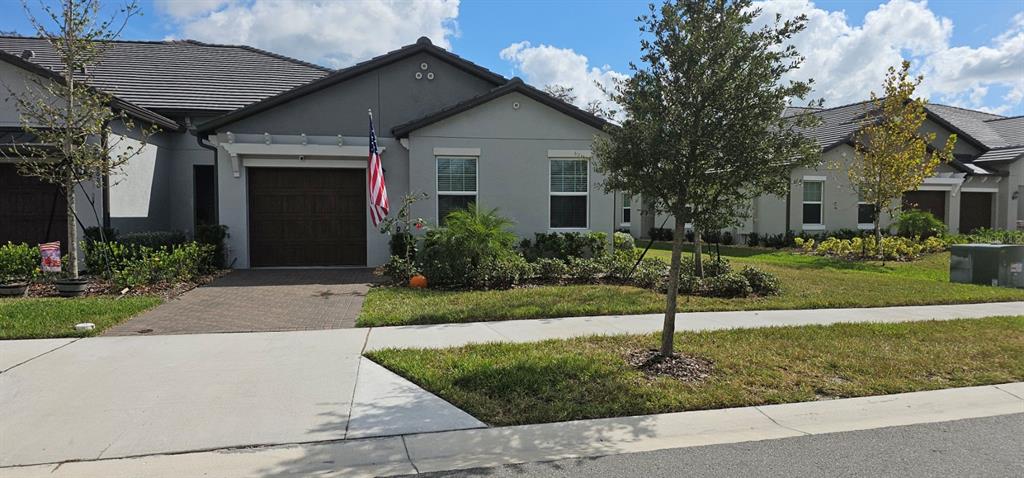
left=409, top=274, right=428, bottom=289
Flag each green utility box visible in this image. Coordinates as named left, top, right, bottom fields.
left=950, top=244, right=1024, bottom=288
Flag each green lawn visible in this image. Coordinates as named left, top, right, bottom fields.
left=367, top=316, right=1024, bottom=426
left=357, top=247, right=1024, bottom=327
left=0, top=296, right=162, bottom=339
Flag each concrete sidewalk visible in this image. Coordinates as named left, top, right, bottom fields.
left=6, top=383, right=1021, bottom=477
left=364, top=301, right=1024, bottom=351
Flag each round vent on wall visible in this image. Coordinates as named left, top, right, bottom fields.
left=512, top=102, right=521, bottom=110
left=420, top=62, right=429, bottom=70
left=415, top=72, right=423, bottom=80
left=427, top=72, right=435, bottom=80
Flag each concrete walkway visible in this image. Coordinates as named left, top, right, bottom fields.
left=364, top=301, right=1024, bottom=351
left=6, top=383, right=1022, bottom=477
left=103, top=268, right=379, bottom=335
left=0, top=330, right=482, bottom=468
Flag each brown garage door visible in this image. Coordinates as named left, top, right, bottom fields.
left=0, top=163, right=68, bottom=249
left=959, top=192, right=993, bottom=234
left=248, top=168, right=366, bottom=267
left=902, top=191, right=946, bottom=223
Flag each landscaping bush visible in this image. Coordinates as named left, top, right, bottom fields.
left=117, top=230, right=189, bottom=250
left=679, top=255, right=732, bottom=277
left=195, top=224, right=229, bottom=269
left=896, top=210, right=945, bottom=239
left=602, top=249, right=639, bottom=283
left=565, top=256, right=604, bottom=284
left=630, top=257, right=668, bottom=290
left=745, top=232, right=761, bottom=247
left=534, top=258, right=569, bottom=283
left=389, top=232, right=418, bottom=260
left=795, top=234, right=946, bottom=261
left=721, top=231, right=734, bottom=245
left=947, top=228, right=1024, bottom=245
left=740, top=266, right=782, bottom=296
left=380, top=256, right=417, bottom=285
left=520, top=232, right=608, bottom=261
left=471, top=254, right=535, bottom=290
left=676, top=274, right=702, bottom=295
left=700, top=272, right=752, bottom=298
left=84, top=226, right=118, bottom=243
left=764, top=232, right=788, bottom=249
left=0, top=242, right=40, bottom=282
left=648, top=227, right=673, bottom=241
left=111, top=242, right=215, bottom=288
left=613, top=231, right=635, bottom=251
left=417, top=207, right=519, bottom=289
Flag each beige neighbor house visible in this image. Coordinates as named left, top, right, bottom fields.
left=626, top=102, right=1024, bottom=241
left=1, top=35, right=1021, bottom=270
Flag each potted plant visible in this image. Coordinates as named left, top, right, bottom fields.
left=0, top=242, right=38, bottom=297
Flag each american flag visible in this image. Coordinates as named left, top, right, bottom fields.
left=368, top=110, right=390, bottom=227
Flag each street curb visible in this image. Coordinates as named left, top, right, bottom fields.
left=6, top=383, right=1022, bottom=477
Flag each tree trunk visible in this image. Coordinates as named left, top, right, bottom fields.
left=65, top=175, right=78, bottom=278
left=660, top=220, right=686, bottom=357
left=873, top=202, right=883, bottom=260
left=693, top=228, right=704, bottom=278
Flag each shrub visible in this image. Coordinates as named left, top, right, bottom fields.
left=84, top=226, right=118, bottom=243
left=797, top=234, right=945, bottom=261
left=603, top=249, right=639, bottom=283
left=0, top=242, right=40, bottom=282
left=471, top=254, right=535, bottom=290
left=631, top=257, right=668, bottom=290
left=195, top=224, right=229, bottom=269
left=739, top=266, right=782, bottom=296
left=700, top=272, right=752, bottom=298
left=676, top=274, right=702, bottom=294
left=679, top=255, right=731, bottom=277
left=649, top=227, right=673, bottom=241
left=417, top=207, right=518, bottom=288
left=746, top=232, right=761, bottom=247
left=389, top=232, right=418, bottom=260
left=521, top=232, right=608, bottom=261
left=534, top=258, right=569, bottom=283
left=117, top=230, right=189, bottom=250
left=721, top=231, right=734, bottom=246
left=764, top=233, right=787, bottom=249
left=613, top=231, right=635, bottom=251
left=948, top=228, right=1024, bottom=245
left=110, top=243, right=214, bottom=288
left=896, top=210, right=945, bottom=239
left=381, top=255, right=417, bottom=285
left=565, top=256, right=604, bottom=283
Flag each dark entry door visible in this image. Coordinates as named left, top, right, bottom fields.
left=0, top=163, right=68, bottom=249
left=902, top=191, right=946, bottom=223
left=959, top=192, right=993, bottom=234
left=247, top=168, right=366, bottom=267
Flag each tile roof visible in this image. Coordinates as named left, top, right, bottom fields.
left=983, top=116, right=1024, bottom=147
left=0, top=36, right=330, bottom=113
left=973, top=145, right=1024, bottom=163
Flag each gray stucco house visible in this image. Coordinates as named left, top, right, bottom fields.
left=1, top=35, right=1022, bottom=269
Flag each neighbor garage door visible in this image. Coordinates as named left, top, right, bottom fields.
left=0, top=163, right=68, bottom=249
left=248, top=168, right=366, bottom=267
left=902, top=190, right=946, bottom=223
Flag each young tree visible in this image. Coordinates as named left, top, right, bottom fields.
left=6, top=0, right=152, bottom=279
left=594, top=0, right=820, bottom=357
left=849, top=61, right=956, bottom=249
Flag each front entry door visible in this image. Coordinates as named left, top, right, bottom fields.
left=959, top=192, right=993, bottom=234
left=247, top=167, right=367, bottom=267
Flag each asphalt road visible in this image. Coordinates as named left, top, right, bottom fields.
left=411, top=413, right=1024, bottom=478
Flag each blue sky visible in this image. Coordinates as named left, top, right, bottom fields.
left=3, top=0, right=1022, bottom=115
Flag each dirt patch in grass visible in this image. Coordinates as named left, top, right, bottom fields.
left=626, top=349, right=714, bottom=382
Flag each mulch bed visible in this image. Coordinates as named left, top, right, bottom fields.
left=626, top=348, right=714, bottom=382
left=25, top=270, right=230, bottom=300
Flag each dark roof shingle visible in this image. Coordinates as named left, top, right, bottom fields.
left=0, top=36, right=330, bottom=113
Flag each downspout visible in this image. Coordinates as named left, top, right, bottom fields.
left=784, top=179, right=792, bottom=233
left=195, top=129, right=219, bottom=224
left=101, top=122, right=111, bottom=229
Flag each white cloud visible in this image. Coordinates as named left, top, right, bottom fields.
left=751, top=0, right=1024, bottom=114
left=157, top=0, right=460, bottom=68
left=499, top=41, right=626, bottom=116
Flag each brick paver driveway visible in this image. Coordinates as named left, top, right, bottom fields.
left=104, top=268, right=379, bottom=335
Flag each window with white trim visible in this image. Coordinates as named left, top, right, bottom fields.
left=802, top=180, right=824, bottom=225
left=621, top=193, right=632, bottom=225
left=550, top=158, right=588, bottom=228
left=437, top=156, right=477, bottom=224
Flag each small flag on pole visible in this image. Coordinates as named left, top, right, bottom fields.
left=368, top=110, right=390, bottom=227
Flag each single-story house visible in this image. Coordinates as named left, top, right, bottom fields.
left=1, top=35, right=1021, bottom=268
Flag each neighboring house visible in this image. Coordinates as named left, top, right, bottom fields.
left=635, top=102, right=1024, bottom=240
left=1, top=36, right=1021, bottom=269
